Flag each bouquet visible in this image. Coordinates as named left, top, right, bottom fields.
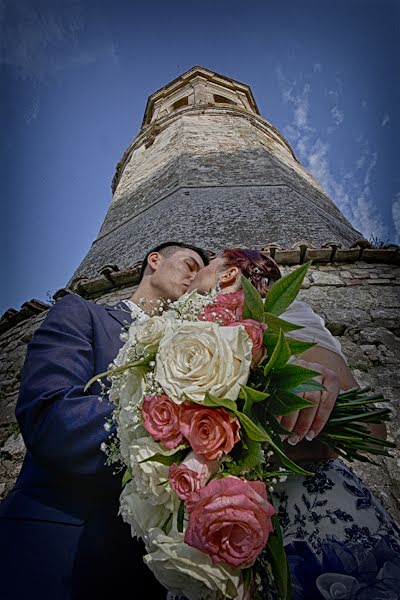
left=86, top=261, right=395, bottom=600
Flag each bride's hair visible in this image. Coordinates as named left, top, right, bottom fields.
left=221, top=249, right=281, bottom=297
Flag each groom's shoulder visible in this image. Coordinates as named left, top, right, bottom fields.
left=47, top=292, right=114, bottom=320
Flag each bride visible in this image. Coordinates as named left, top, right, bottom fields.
left=186, top=248, right=400, bottom=600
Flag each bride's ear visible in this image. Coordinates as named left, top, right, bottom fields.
left=218, top=266, right=240, bottom=289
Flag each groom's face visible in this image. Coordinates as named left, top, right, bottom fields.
left=152, top=248, right=205, bottom=300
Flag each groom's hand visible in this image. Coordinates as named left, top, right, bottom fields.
left=278, top=358, right=340, bottom=445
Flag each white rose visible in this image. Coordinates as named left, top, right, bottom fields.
left=110, top=368, right=143, bottom=409
left=129, top=437, right=175, bottom=509
left=117, top=404, right=146, bottom=464
left=155, top=321, right=252, bottom=404
left=145, top=529, right=240, bottom=600
left=119, top=481, right=170, bottom=545
left=135, top=316, right=167, bottom=354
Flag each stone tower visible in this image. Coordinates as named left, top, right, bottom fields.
left=72, top=66, right=361, bottom=281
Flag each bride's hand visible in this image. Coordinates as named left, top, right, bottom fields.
left=278, top=358, right=340, bottom=446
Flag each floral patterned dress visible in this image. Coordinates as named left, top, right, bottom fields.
left=262, top=459, right=400, bottom=600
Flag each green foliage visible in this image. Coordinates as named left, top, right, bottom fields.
left=222, top=438, right=264, bottom=476
left=177, top=500, right=185, bottom=533
left=263, top=312, right=303, bottom=332
left=84, top=357, right=152, bottom=392
left=242, top=275, right=264, bottom=321
left=263, top=261, right=311, bottom=316
left=262, top=514, right=291, bottom=600
left=267, top=391, right=314, bottom=416
left=138, top=446, right=188, bottom=466
left=122, top=467, right=132, bottom=487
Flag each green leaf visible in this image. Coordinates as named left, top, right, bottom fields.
left=139, top=447, right=188, bottom=466
left=239, top=385, right=270, bottom=403
left=262, top=513, right=291, bottom=600
left=263, top=261, right=312, bottom=316
left=271, top=363, right=322, bottom=390
left=195, top=393, right=238, bottom=413
left=223, top=438, right=264, bottom=475
left=236, top=412, right=271, bottom=442
left=264, top=330, right=286, bottom=376
left=263, top=312, right=304, bottom=332
left=239, top=385, right=270, bottom=415
left=241, top=568, right=253, bottom=599
left=84, top=359, right=149, bottom=392
left=291, top=380, right=327, bottom=393
left=177, top=500, right=185, bottom=533
left=122, top=467, right=132, bottom=487
left=263, top=332, right=316, bottom=358
left=285, top=339, right=316, bottom=355
left=268, top=391, right=315, bottom=416
left=274, top=334, right=292, bottom=370
left=241, top=275, right=264, bottom=321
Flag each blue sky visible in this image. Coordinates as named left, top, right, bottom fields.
left=1, top=0, right=399, bottom=314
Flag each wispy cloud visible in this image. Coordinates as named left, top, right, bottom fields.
left=392, top=193, right=400, bottom=244
left=381, top=113, right=390, bottom=127
left=276, top=65, right=389, bottom=241
left=330, top=105, right=344, bottom=126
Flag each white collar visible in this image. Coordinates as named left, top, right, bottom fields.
left=122, top=299, right=148, bottom=323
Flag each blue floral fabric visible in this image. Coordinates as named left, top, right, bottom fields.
left=269, top=459, right=400, bottom=599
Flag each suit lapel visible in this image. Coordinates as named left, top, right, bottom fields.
left=105, top=301, right=134, bottom=328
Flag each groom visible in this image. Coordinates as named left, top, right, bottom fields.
left=0, top=241, right=209, bottom=600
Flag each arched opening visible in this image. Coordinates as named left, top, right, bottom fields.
left=171, top=96, right=189, bottom=111
left=213, top=94, right=236, bottom=105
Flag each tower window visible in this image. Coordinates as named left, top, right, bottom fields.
left=213, top=94, right=236, bottom=105
left=172, top=96, right=189, bottom=111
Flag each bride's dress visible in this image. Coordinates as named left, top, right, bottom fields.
left=259, top=459, right=400, bottom=600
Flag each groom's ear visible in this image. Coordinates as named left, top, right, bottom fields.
left=146, top=251, right=162, bottom=274
left=219, top=266, right=240, bottom=288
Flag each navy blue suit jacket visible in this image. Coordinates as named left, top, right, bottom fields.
left=0, top=294, right=166, bottom=599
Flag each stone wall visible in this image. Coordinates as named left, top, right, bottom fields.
left=1, top=260, right=399, bottom=524
left=291, top=261, right=400, bottom=522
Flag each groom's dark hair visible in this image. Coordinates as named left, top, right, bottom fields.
left=138, top=241, right=210, bottom=281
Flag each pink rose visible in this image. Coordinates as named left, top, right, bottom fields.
left=142, top=394, right=183, bottom=449
left=168, top=452, right=219, bottom=501
left=185, top=476, right=275, bottom=568
left=230, top=319, right=266, bottom=366
left=200, top=303, right=237, bottom=326
left=179, top=404, right=240, bottom=461
left=214, top=290, right=244, bottom=321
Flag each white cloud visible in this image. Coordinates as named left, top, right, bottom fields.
left=276, top=66, right=389, bottom=242
left=392, top=193, right=400, bottom=244
left=313, top=63, right=322, bottom=73
left=330, top=105, right=344, bottom=126
left=381, top=113, right=390, bottom=127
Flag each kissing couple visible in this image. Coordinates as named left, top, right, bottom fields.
left=1, top=241, right=398, bottom=600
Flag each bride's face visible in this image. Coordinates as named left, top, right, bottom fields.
left=187, top=257, right=226, bottom=293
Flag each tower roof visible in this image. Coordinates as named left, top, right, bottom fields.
left=141, top=65, right=260, bottom=127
